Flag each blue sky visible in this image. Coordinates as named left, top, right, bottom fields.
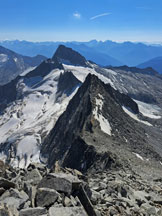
left=0, top=0, right=162, bottom=42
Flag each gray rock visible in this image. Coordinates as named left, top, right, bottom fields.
left=0, top=207, right=10, bottom=216
left=141, top=203, right=157, bottom=215
left=36, top=187, right=58, bottom=207
left=49, top=207, right=88, bottom=216
left=70, top=195, right=78, bottom=206
left=98, top=182, right=107, bottom=190
left=19, top=207, right=47, bottom=216
left=63, top=196, right=73, bottom=207
left=24, top=183, right=37, bottom=208
left=0, top=187, right=5, bottom=196
left=27, top=163, right=48, bottom=175
left=0, top=204, right=19, bottom=216
left=90, top=190, right=101, bottom=205
left=109, top=207, right=119, bottom=215
left=0, top=178, right=16, bottom=189
left=0, top=188, right=29, bottom=210
left=24, top=168, right=42, bottom=185
left=38, top=173, right=81, bottom=195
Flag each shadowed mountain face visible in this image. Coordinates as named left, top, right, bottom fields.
left=57, top=71, right=82, bottom=97
left=0, top=45, right=47, bottom=85
left=41, top=74, right=160, bottom=172
left=138, top=56, right=162, bottom=74
left=52, top=45, right=88, bottom=67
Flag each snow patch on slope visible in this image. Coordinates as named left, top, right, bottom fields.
left=0, top=54, right=8, bottom=63
left=14, top=57, right=18, bottom=63
left=122, top=106, right=152, bottom=126
left=63, top=64, right=116, bottom=89
left=93, top=94, right=112, bottom=136
left=132, top=152, right=144, bottom=161
left=134, top=100, right=161, bottom=119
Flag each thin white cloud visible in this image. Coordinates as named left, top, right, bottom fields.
left=73, top=12, right=81, bottom=19
left=90, top=13, right=111, bottom=20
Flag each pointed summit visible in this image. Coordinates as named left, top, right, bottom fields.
left=52, top=45, right=87, bottom=67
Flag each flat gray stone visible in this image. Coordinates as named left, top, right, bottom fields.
left=38, top=173, right=81, bottom=195
left=19, top=207, right=47, bottom=216
left=0, top=204, right=19, bottom=216
left=49, top=207, right=87, bottom=216
left=0, top=188, right=29, bottom=210
left=36, top=187, right=58, bottom=207
left=24, top=169, right=42, bottom=185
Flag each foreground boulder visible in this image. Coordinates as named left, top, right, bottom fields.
left=23, top=168, right=42, bottom=185
left=0, top=188, right=29, bottom=210
left=19, top=207, right=47, bottom=216
left=36, top=187, right=59, bottom=207
left=49, top=207, right=88, bottom=216
left=0, top=204, right=19, bottom=216
left=38, top=173, right=81, bottom=195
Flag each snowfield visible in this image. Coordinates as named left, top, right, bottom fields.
left=0, top=67, right=79, bottom=168
left=0, top=54, right=8, bottom=63
left=134, top=100, right=161, bottom=119
left=63, top=64, right=116, bottom=89
left=122, top=106, right=152, bottom=126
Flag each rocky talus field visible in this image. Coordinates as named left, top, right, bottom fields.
left=0, top=161, right=162, bottom=216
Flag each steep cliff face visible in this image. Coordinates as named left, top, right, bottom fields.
left=41, top=74, right=159, bottom=172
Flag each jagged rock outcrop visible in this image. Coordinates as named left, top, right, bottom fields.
left=26, top=58, right=63, bottom=78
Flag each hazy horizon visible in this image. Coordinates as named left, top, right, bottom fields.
left=1, top=39, right=162, bottom=46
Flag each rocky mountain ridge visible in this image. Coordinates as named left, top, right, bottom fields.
left=41, top=73, right=162, bottom=173
left=0, top=45, right=47, bottom=85
left=0, top=45, right=162, bottom=170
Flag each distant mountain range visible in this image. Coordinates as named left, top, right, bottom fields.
left=138, top=56, right=162, bottom=74
left=0, top=45, right=47, bottom=85
left=1, top=40, right=162, bottom=67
